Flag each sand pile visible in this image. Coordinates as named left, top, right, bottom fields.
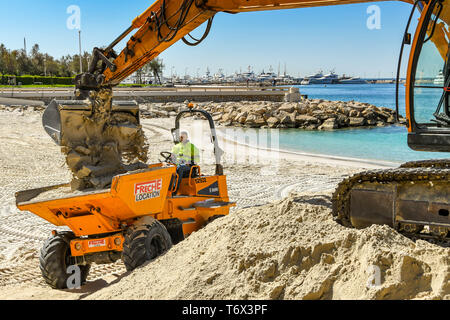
left=88, top=192, right=449, bottom=300
left=58, top=89, right=149, bottom=190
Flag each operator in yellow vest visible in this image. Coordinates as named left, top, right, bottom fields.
left=171, top=131, right=200, bottom=191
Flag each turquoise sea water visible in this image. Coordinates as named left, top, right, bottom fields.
left=233, top=84, right=450, bottom=164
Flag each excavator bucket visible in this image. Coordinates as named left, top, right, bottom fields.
left=42, top=99, right=141, bottom=146
left=42, top=100, right=63, bottom=145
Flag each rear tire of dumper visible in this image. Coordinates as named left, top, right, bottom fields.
left=206, top=215, right=225, bottom=225
left=122, top=218, right=173, bottom=272
left=39, top=232, right=90, bottom=289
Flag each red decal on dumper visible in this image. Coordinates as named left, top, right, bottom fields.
left=88, top=239, right=106, bottom=248
left=134, top=179, right=163, bottom=202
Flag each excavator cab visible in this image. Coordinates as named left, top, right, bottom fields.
left=407, top=0, right=450, bottom=152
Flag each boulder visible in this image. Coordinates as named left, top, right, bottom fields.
left=351, top=104, right=367, bottom=111
left=311, top=110, right=329, bottom=121
left=295, top=115, right=320, bottom=126
left=296, top=104, right=309, bottom=115
left=305, top=124, right=320, bottom=130
left=267, top=117, right=280, bottom=128
left=254, top=115, right=267, bottom=127
left=280, top=114, right=295, bottom=128
left=380, top=107, right=394, bottom=113
left=336, top=115, right=349, bottom=127
left=349, top=110, right=359, bottom=118
left=278, top=103, right=296, bottom=113
left=221, top=112, right=233, bottom=123
left=163, top=104, right=178, bottom=112
left=349, top=117, right=366, bottom=127
left=340, top=106, right=352, bottom=116
left=309, top=103, right=319, bottom=111
left=245, top=114, right=257, bottom=126
left=254, top=106, right=268, bottom=115
left=387, top=116, right=396, bottom=124
left=153, top=110, right=169, bottom=118
left=319, top=118, right=338, bottom=130
left=236, top=111, right=248, bottom=124
left=362, top=110, right=378, bottom=121
left=373, top=110, right=391, bottom=121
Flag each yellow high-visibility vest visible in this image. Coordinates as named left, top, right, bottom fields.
left=171, top=142, right=200, bottom=164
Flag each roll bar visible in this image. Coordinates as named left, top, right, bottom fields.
left=171, top=108, right=224, bottom=176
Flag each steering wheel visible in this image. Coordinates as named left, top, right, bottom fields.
left=160, top=152, right=174, bottom=164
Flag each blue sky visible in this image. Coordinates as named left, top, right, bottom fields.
left=0, top=0, right=418, bottom=78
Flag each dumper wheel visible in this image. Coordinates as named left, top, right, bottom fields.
left=122, top=218, right=173, bottom=272
left=39, top=232, right=91, bottom=289
left=207, top=215, right=225, bottom=225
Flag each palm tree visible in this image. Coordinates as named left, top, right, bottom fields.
left=147, top=58, right=165, bottom=85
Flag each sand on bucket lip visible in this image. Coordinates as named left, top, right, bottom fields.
left=0, top=106, right=447, bottom=300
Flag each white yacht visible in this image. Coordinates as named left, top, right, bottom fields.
left=339, top=75, right=367, bottom=84
left=301, top=71, right=324, bottom=85
left=213, top=69, right=226, bottom=82
left=314, top=71, right=339, bottom=84
left=257, top=68, right=277, bottom=82
left=434, top=70, right=445, bottom=85
left=300, top=78, right=311, bottom=85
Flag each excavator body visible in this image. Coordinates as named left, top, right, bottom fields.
left=333, top=0, right=450, bottom=246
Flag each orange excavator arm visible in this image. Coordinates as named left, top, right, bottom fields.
left=79, top=0, right=413, bottom=90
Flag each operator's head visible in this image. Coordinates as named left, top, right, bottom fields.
left=180, top=131, right=189, bottom=144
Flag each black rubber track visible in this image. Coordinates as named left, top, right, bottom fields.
left=332, top=166, right=450, bottom=247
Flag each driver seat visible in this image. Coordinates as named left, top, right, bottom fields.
left=173, top=165, right=200, bottom=195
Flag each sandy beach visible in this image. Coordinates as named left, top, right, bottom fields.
left=0, top=107, right=448, bottom=300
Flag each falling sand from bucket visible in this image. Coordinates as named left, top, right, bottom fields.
left=58, top=88, right=149, bottom=191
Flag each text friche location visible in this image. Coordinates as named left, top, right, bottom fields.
left=134, top=179, right=162, bottom=202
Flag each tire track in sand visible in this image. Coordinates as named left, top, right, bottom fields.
left=0, top=122, right=347, bottom=289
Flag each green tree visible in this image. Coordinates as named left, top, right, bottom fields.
left=147, top=58, right=165, bottom=84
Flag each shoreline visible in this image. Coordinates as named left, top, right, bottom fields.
left=215, top=129, right=400, bottom=169
left=146, top=120, right=399, bottom=169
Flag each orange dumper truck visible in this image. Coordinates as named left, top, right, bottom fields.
left=16, top=106, right=235, bottom=289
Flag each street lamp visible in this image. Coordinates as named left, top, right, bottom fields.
left=79, top=30, right=83, bottom=73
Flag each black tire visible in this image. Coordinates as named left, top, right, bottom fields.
left=122, top=220, right=173, bottom=272
left=39, top=232, right=90, bottom=289
left=207, top=215, right=225, bottom=225
left=161, top=219, right=185, bottom=245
